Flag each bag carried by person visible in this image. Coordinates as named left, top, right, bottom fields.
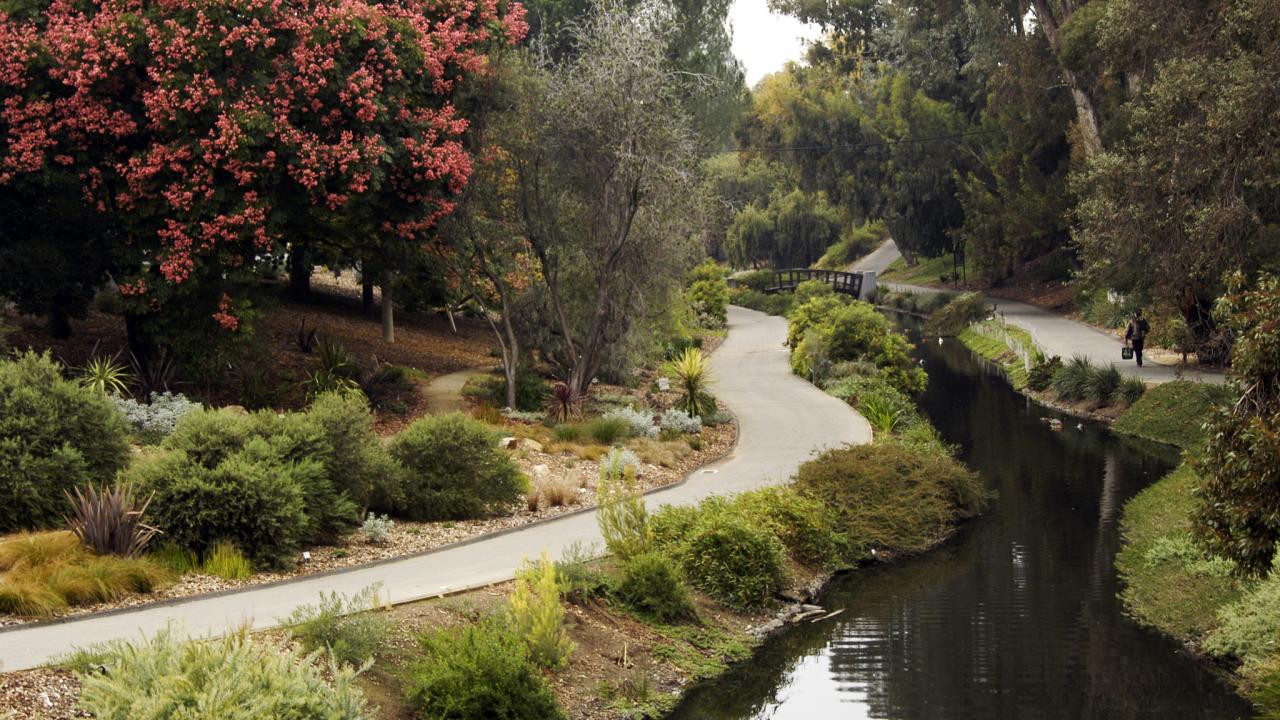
left=1122, top=344, right=1134, bottom=360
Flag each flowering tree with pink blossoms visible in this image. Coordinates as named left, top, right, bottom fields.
left=0, top=0, right=527, bottom=356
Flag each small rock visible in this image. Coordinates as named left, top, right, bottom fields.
left=222, top=405, right=250, bottom=416
left=657, top=378, right=671, bottom=392
left=499, top=436, right=518, bottom=449
left=519, top=438, right=544, bottom=453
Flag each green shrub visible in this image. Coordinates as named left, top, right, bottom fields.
left=648, top=503, right=704, bottom=551
left=792, top=279, right=835, bottom=305
left=1027, top=356, right=1062, bottom=392
left=616, top=551, right=695, bottom=622
left=786, top=295, right=847, bottom=348
left=408, top=622, right=565, bottom=720
left=814, top=221, right=885, bottom=269
left=793, top=443, right=987, bottom=556
left=1052, top=356, right=1092, bottom=401
left=729, top=487, right=850, bottom=567
left=680, top=513, right=785, bottom=610
left=790, top=301, right=926, bottom=393
left=761, top=294, right=793, bottom=316
left=923, top=292, right=988, bottom=337
left=689, top=275, right=729, bottom=328
left=508, top=552, right=573, bottom=669
left=0, top=351, right=131, bottom=532
left=202, top=541, right=252, bottom=580
left=248, top=413, right=360, bottom=543
left=1087, top=364, right=1123, bottom=404
left=734, top=270, right=773, bottom=292
left=304, top=392, right=402, bottom=511
left=597, top=459, right=651, bottom=561
left=552, top=423, right=587, bottom=443
left=284, top=585, right=390, bottom=667
left=484, top=366, right=548, bottom=412
left=125, top=439, right=310, bottom=569
left=390, top=413, right=527, bottom=521
left=77, top=627, right=371, bottom=719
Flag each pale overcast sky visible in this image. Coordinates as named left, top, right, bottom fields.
left=728, top=0, right=822, bottom=88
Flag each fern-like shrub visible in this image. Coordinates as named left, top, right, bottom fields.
left=509, top=552, right=573, bottom=669
left=389, top=413, right=527, bottom=521
left=0, top=351, right=131, bottom=532
left=407, top=622, right=565, bottom=720
left=77, top=627, right=372, bottom=719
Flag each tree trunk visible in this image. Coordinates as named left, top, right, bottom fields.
left=1033, top=0, right=1104, bottom=156
left=446, top=304, right=458, bottom=334
left=362, top=277, right=375, bottom=316
left=288, top=245, right=312, bottom=302
left=46, top=305, right=72, bottom=339
left=381, top=270, right=395, bottom=343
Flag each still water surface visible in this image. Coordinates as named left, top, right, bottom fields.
left=668, top=323, right=1251, bottom=720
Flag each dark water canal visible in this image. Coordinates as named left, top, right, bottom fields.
left=668, top=321, right=1251, bottom=720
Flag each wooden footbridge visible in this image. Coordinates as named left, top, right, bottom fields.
left=750, top=269, right=868, bottom=298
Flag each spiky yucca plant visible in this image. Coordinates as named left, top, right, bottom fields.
left=64, top=484, right=160, bottom=557
left=545, top=383, right=582, bottom=424
left=79, top=355, right=133, bottom=396
left=668, top=348, right=715, bottom=419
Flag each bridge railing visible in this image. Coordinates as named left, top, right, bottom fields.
left=755, top=268, right=865, bottom=298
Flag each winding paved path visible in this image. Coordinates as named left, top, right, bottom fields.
left=853, top=240, right=1224, bottom=385
left=0, top=306, right=870, bottom=671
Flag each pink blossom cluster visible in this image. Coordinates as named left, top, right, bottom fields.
left=1, top=0, right=528, bottom=327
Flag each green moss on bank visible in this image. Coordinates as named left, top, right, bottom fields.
left=1115, top=464, right=1245, bottom=640
left=1112, top=381, right=1235, bottom=450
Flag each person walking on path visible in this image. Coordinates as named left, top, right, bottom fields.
left=1125, top=309, right=1151, bottom=368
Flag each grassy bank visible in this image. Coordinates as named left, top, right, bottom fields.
left=956, top=322, right=1035, bottom=390
left=879, top=253, right=963, bottom=287
left=1111, top=381, right=1235, bottom=449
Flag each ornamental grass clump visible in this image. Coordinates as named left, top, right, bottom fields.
left=1087, top=364, right=1123, bottom=405
left=1052, top=355, right=1093, bottom=401
left=0, top=531, right=170, bottom=617
left=77, top=627, right=372, bottom=720
left=508, top=552, right=574, bottom=669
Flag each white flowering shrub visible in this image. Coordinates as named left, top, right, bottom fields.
left=599, top=446, right=643, bottom=481
left=360, top=514, right=395, bottom=544
left=659, top=409, right=701, bottom=435
left=112, top=392, right=202, bottom=441
left=602, top=407, right=657, bottom=439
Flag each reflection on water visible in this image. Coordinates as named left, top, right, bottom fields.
left=668, top=326, right=1251, bottom=720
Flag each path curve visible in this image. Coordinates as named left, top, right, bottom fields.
left=0, top=306, right=871, bottom=670
left=420, top=368, right=486, bottom=414
left=850, top=240, right=1223, bottom=385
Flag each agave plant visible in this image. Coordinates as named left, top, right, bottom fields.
left=668, top=348, right=715, bottom=419
left=545, top=383, right=582, bottom=424
left=64, top=483, right=161, bottom=557
left=129, top=348, right=178, bottom=398
left=79, top=354, right=133, bottom=396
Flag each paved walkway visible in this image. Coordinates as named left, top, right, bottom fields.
left=420, top=368, right=486, bottom=414
left=851, top=241, right=1223, bottom=385
left=0, top=306, right=871, bottom=671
